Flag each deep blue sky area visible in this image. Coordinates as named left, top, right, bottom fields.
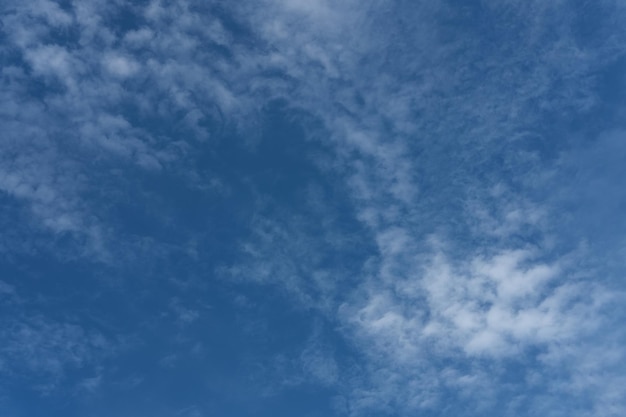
left=1, top=1, right=626, bottom=416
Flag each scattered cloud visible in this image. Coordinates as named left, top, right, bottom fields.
left=0, top=314, right=113, bottom=393
left=1, top=0, right=625, bottom=416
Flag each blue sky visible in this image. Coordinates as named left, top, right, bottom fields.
left=1, top=0, right=626, bottom=416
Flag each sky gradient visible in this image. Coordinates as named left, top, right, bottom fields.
left=1, top=1, right=626, bottom=416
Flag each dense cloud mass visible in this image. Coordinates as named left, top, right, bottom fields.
left=1, top=1, right=626, bottom=416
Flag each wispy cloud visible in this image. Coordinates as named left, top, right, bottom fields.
left=1, top=0, right=254, bottom=259
left=0, top=314, right=114, bottom=394
left=220, top=0, right=626, bottom=415
left=2, top=0, right=626, bottom=415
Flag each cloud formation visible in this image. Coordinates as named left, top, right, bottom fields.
left=1, top=0, right=626, bottom=416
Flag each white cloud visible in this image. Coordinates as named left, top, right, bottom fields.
left=0, top=315, right=113, bottom=392
left=0, top=0, right=251, bottom=256
left=103, top=53, right=140, bottom=78
left=23, top=45, right=79, bottom=89
left=2, top=0, right=626, bottom=415
left=217, top=0, right=626, bottom=413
